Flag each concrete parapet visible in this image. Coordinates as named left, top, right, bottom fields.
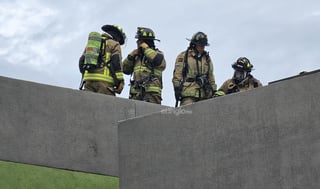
left=118, top=71, right=320, bottom=189
left=0, top=76, right=166, bottom=176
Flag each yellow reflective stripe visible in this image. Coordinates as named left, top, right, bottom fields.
left=144, top=48, right=154, bottom=56
left=153, top=69, right=161, bottom=77
left=133, top=66, right=162, bottom=77
left=115, top=72, right=124, bottom=80
left=105, top=52, right=111, bottom=62
left=215, top=90, right=225, bottom=96
left=83, top=73, right=113, bottom=82
left=145, top=86, right=161, bottom=93
left=134, top=65, right=150, bottom=73
left=99, top=39, right=110, bottom=62
left=83, top=67, right=114, bottom=83
left=182, top=90, right=200, bottom=98
left=129, top=87, right=139, bottom=94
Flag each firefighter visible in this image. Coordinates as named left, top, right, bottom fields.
left=172, top=31, right=223, bottom=106
left=123, top=27, right=166, bottom=104
left=218, top=57, right=262, bottom=94
left=79, top=24, right=126, bottom=96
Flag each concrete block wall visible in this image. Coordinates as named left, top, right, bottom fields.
left=0, top=76, right=167, bottom=176
left=118, top=71, right=320, bottom=189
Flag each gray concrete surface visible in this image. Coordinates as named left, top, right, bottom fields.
left=118, top=71, right=320, bottom=189
left=0, top=76, right=167, bottom=176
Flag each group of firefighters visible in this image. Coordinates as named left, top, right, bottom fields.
left=79, top=24, right=262, bottom=106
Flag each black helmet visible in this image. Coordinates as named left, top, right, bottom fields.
left=232, top=57, right=253, bottom=72
left=187, top=32, right=209, bottom=46
left=101, top=24, right=126, bottom=45
left=135, top=27, right=160, bottom=41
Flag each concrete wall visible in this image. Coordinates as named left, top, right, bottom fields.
left=118, top=71, right=320, bottom=189
left=0, top=76, right=166, bottom=176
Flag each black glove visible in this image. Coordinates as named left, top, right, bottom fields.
left=174, top=87, right=181, bottom=101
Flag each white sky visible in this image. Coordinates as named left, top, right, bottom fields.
left=0, top=0, right=319, bottom=106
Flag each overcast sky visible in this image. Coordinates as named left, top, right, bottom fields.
left=1, top=0, right=319, bottom=106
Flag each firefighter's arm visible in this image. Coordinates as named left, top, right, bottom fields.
left=108, top=41, right=124, bottom=91
left=173, top=54, right=186, bottom=104
left=172, top=54, right=184, bottom=88
left=110, top=43, right=124, bottom=79
left=109, top=42, right=122, bottom=71
left=110, top=54, right=124, bottom=87
left=151, top=50, right=166, bottom=71
left=139, top=42, right=164, bottom=68
left=122, top=50, right=137, bottom=75
left=115, top=80, right=124, bottom=94
left=218, top=80, right=230, bottom=94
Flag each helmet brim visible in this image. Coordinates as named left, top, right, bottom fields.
left=135, top=35, right=160, bottom=42
left=186, top=38, right=210, bottom=46
left=232, top=62, right=253, bottom=72
left=101, top=25, right=125, bottom=45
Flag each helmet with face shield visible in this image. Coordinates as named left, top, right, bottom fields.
left=232, top=57, right=253, bottom=84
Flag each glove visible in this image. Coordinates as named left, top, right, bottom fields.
left=174, top=87, right=181, bottom=101
left=213, top=90, right=225, bottom=97
left=128, top=49, right=139, bottom=61
left=139, top=42, right=148, bottom=49
left=115, top=81, right=124, bottom=94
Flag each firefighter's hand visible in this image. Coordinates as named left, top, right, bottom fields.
left=128, top=49, right=139, bottom=61
left=139, top=42, right=148, bottom=49
left=213, top=90, right=225, bottom=97
left=174, top=87, right=181, bottom=101
left=115, top=81, right=124, bottom=94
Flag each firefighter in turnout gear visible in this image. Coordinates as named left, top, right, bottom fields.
left=79, top=24, right=126, bottom=96
left=218, top=57, right=262, bottom=94
left=172, top=32, right=222, bottom=107
left=123, top=27, right=166, bottom=104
